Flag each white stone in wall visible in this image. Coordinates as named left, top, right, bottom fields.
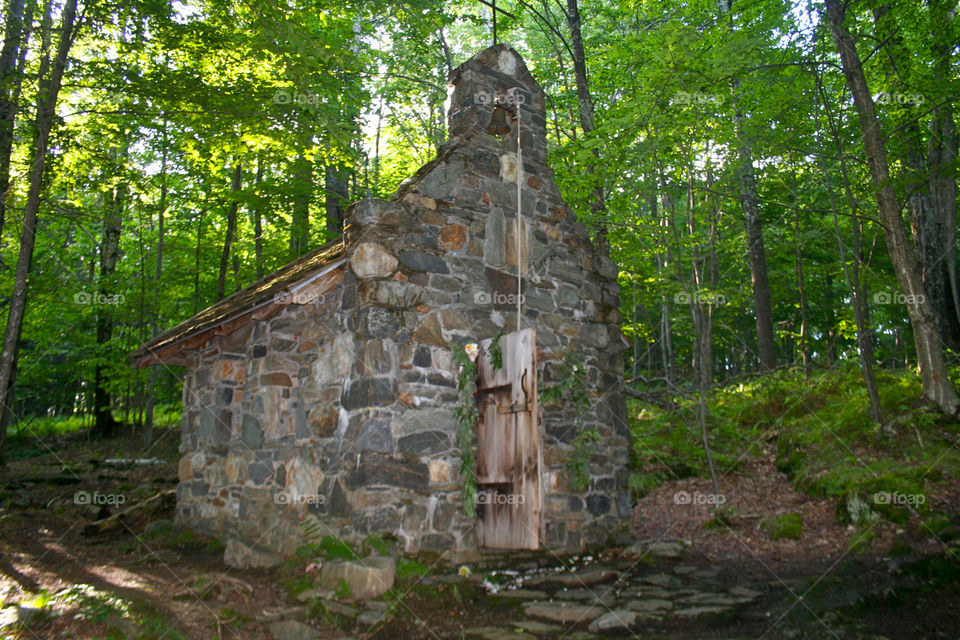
left=350, top=242, right=398, bottom=279
left=499, top=49, right=518, bottom=75
left=500, top=152, right=521, bottom=184
left=313, top=332, right=354, bottom=387
left=429, top=459, right=453, bottom=485
left=284, top=456, right=323, bottom=505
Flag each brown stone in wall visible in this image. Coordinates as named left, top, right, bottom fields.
left=438, top=224, right=467, bottom=251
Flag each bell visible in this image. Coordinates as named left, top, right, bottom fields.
left=486, top=105, right=512, bottom=136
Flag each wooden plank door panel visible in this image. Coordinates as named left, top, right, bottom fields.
left=476, top=328, right=540, bottom=550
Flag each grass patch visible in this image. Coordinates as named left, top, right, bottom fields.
left=396, top=558, right=430, bottom=582
left=56, top=584, right=188, bottom=639
left=761, top=513, right=803, bottom=540
left=363, top=534, right=396, bottom=557
left=5, top=404, right=182, bottom=439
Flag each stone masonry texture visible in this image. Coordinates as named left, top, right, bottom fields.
left=172, top=45, right=629, bottom=564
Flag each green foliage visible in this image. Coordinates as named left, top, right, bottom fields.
left=631, top=366, right=960, bottom=527
left=334, top=578, right=352, bottom=600
left=568, top=428, right=601, bottom=492
left=396, top=558, right=430, bottom=581
left=363, top=534, right=395, bottom=557
left=540, top=351, right=589, bottom=409
left=315, top=536, right=360, bottom=561
left=451, top=341, right=479, bottom=518
left=540, top=350, right=598, bottom=490
left=56, top=585, right=187, bottom=639
left=218, top=606, right=252, bottom=629
left=761, top=513, right=803, bottom=540
left=487, top=330, right=504, bottom=371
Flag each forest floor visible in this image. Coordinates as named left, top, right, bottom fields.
left=0, top=425, right=959, bottom=640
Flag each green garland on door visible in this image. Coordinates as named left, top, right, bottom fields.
left=451, top=337, right=506, bottom=518
left=452, top=342, right=480, bottom=518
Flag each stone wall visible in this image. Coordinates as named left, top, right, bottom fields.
left=173, top=44, right=630, bottom=566
left=176, top=277, right=353, bottom=559
left=342, top=45, right=630, bottom=558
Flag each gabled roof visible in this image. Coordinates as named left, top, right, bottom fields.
left=133, top=239, right=346, bottom=367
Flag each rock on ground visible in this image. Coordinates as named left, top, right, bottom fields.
left=319, top=554, right=396, bottom=600
left=588, top=610, right=638, bottom=632
left=269, top=619, right=321, bottom=640
left=223, top=538, right=283, bottom=569
left=522, top=602, right=604, bottom=624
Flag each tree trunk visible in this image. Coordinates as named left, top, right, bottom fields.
left=719, top=0, right=776, bottom=372
left=871, top=2, right=960, bottom=353
left=217, top=163, right=241, bottom=301
left=793, top=199, right=810, bottom=374
left=825, top=0, right=959, bottom=416
left=144, top=130, right=168, bottom=448
left=0, top=0, right=78, bottom=460
left=325, top=165, right=347, bottom=235
left=564, top=0, right=609, bottom=255
left=926, top=0, right=960, bottom=350
left=193, top=206, right=203, bottom=313
left=0, top=0, right=32, bottom=432
left=92, top=148, right=126, bottom=438
left=0, top=0, right=32, bottom=238
left=816, top=73, right=883, bottom=423
left=254, top=155, right=264, bottom=279
left=289, top=148, right=311, bottom=258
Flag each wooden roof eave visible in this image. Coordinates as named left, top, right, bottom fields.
left=134, top=255, right=346, bottom=367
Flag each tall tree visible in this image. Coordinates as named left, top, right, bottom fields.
left=871, top=1, right=960, bottom=352
left=815, top=73, right=883, bottom=424
left=719, top=0, right=777, bottom=372
left=0, top=0, right=34, bottom=238
left=217, top=163, right=242, bottom=301
left=289, top=147, right=311, bottom=258
left=91, top=143, right=126, bottom=438
left=564, top=0, right=609, bottom=255
left=825, top=0, right=959, bottom=416
left=0, top=0, right=78, bottom=460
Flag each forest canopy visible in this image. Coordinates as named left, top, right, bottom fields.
left=0, top=0, right=957, bottom=458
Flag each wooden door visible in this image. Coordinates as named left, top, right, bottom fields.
left=475, top=328, right=540, bottom=549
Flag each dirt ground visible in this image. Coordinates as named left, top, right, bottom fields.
left=1, top=429, right=958, bottom=639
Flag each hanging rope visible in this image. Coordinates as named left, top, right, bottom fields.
left=516, top=102, right=523, bottom=333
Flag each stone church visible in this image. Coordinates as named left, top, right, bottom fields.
left=134, top=45, right=630, bottom=566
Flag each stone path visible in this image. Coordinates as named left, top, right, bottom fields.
left=467, top=541, right=765, bottom=638
left=269, top=541, right=770, bottom=640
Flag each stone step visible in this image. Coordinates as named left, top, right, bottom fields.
left=525, top=567, right=619, bottom=589
left=509, top=620, right=564, bottom=636
left=623, top=598, right=673, bottom=614
left=493, top=588, right=549, bottom=600
left=588, top=610, right=638, bottom=633
left=466, top=627, right=537, bottom=640
left=522, top=602, right=605, bottom=624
